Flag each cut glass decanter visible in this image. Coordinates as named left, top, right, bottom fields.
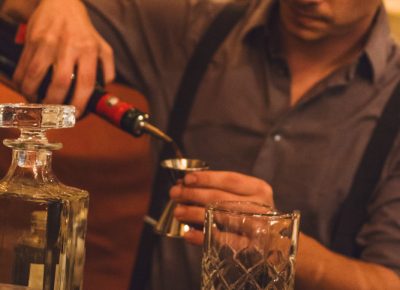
left=0, top=104, right=89, bottom=290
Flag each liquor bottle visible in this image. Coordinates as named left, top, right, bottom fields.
left=0, top=17, right=174, bottom=145
left=12, top=211, right=49, bottom=288
left=0, top=103, right=89, bottom=290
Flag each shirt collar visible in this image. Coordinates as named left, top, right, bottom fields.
left=242, top=1, right=395, bottom=84
left=240, top=0, right=276, bottom=41
left=242, top=0, right=282, bottom=58
left=363, top=6, right=395, bottom=83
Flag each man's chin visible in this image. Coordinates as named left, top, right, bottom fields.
left=286, top=26, right=329, bottom=42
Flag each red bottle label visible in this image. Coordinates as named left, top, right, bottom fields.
left=15, top=24, right=27, bottom=44
left=95, top=94, right=134, bottom=125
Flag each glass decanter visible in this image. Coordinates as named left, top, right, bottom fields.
left=0, top=104, right=89, bottom=290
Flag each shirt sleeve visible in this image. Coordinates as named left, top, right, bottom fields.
left=82, top=0, right=221, bottom=102
left=356, top=138, right=400, bottom=275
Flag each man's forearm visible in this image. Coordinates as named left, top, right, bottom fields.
left=296, top=233, right=400, bottom=289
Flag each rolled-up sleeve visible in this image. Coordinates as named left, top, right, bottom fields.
left=82, top=0, right=219, bottom=101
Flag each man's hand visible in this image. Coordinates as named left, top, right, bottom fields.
left=169, top=171, right=274, bottom=244
left=12, top=0, right=115, bottom=116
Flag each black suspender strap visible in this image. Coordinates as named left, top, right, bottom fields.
left=167, top=0, right=249, bottom=151
left=131, top=2, right=249, bottom=289
left=332, top=81, right=400, bottom=256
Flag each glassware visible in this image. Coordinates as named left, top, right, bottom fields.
left=0, top=104, right=89, bottom=290
left=0, top=16, right=178, bottom=144
left=201, top=201, right=300, bottom=290
left=13, top=211, right=47, bottom=288
left=145, top=158, right=209, bottom=238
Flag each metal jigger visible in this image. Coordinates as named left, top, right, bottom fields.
left=154, top=158, right=209, bottom=238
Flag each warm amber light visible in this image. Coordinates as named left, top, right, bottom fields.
left=385, top=0, right=400, bottom=41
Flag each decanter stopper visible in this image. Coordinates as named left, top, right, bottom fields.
left=0, top=103, right=75, bottom=150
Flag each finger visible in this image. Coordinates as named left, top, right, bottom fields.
left=16, top=18, right=60, bottom=100
left=20, top=42, right=56, bottom=98
left=174, top=204, right=205, bottom=225
left=170, top=183, right=268, bottom=206
left=213, top=228, right=251, bottom=251
left=98, top=38, right=115, bottom=84
left=70, top=53, right=97, bottom=115
left=13, top=19, right=37, bottom=86
left=184, top=171, right=273, bottom=197
left=13, top=44, right=36, bottom=88
left=183, top=229, right=204, bottom=246
left=45, top=48, right=76, bottom=104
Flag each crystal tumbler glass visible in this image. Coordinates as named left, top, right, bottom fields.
left=201, top=201, right=300, bottom=290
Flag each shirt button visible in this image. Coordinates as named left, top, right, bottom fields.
left=273, top=134, right=282, bottom=142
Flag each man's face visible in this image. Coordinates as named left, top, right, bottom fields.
left=279, top=0, right=382, bottom=41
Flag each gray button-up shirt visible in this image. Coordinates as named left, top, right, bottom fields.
left=85, top=0, right=400, bottom=288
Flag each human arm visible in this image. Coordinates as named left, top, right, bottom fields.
left=2, top=0, right=229, bottom=117
left=1, top=0, right=114, bottom=116
left=170, top=170, right=400, bottom=290
left=296, top=233, right=399, bottom=290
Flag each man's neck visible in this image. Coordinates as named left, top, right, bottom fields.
left=281, top=15, right=376, bottom=105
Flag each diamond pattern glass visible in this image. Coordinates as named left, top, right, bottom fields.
left=201, top=201, right=300, bottom=290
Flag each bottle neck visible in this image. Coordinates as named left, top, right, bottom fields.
left=4, top=149, right=57, bottom=184
left=3, top=129, right=60, bottom=185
